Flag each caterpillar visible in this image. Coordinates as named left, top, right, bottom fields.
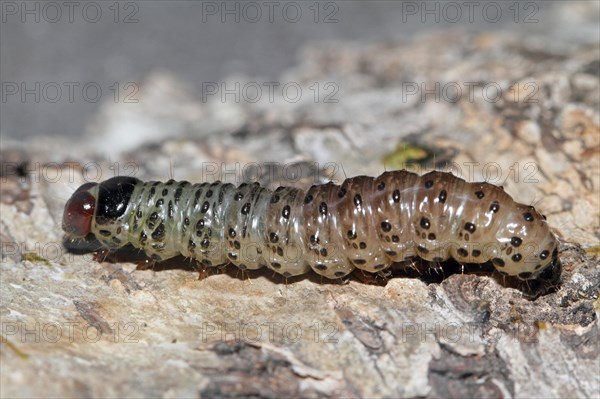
left=62, top=170, right=559, bottom=282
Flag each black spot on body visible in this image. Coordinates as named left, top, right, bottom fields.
left=457, top=248, right=468, bottom=257
left=417, top=245, right=429, bottom=254
left=472, top=249, right=481, bottom=257
left=320, top=248, right=328, bottom=256
left=489, top=201, right=500, bottom=213
left=282, top=205, right=290, bottom=219
left=200, top=238, right=210, bottom=248
left=523, top=212, right=534, bottom=222
left=475, top=190, right=484, bottom=199
left=161, top=188, right=168, bottom=196
left=353, top=194, right=362, bottom=207
left=511, top=237, right=522, bottom=247
left=381, top=221, right=392, bottom=232
left=464, top=223, right=476, bottom=233
left=174, top=188, right=183, bottom=202
left=359, top=242, right=367, bottom=249
left=271, top=262, right=281, bottom=269
left=200, top=201, right=210, bottom=213
left=392, top=190, right=400, bottom=203
left=540, top=250, right=549, bottom=260
left=304, top=194, right=313, bottom=204
left=148, top=212, right=159, bottom=228
left=319, top=202, right=328, bottom=216
left=377, top=182, right=385, bottom=191
left=353, top=259, right=366, bottom=265
left=438, top=190, right=447, bottom=203
left=334, top=271, right=345, bottom=277
left=315, top=263, right=327, bottom=271
left=229, top=228, right=236, bottom=238
left=424, top=180, right=433, bottom=188
left=206, top=190, right=213, bottom=198
left=241, top=203, right=251, bottom=215
left=512, top=253, right=522, bottom=262
left=270, top=195, right=279, bottom=204
left=428, top=233, right=436, bottom=240
left=234, top=192, right=244, bottom=201
left=338, top=188, right=347, bottom=198
left=420, top=217, right=430, bottom=229
left=151, top=222, right=166, bottom=240
left=270, top=232, right=279, bottom=243
left=347, top=230, right=357, bottom=240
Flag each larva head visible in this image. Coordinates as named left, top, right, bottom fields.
left=492, top=205, right=559, bottom=281
left=62, top=182, right=98, bottom=237
left=62, top=176, right=140, bottom=238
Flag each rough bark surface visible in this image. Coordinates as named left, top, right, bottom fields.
left=2, top=22, right=599, bottom=399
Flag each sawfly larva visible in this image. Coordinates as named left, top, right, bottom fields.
left=62, top=170, right=559, bottom=282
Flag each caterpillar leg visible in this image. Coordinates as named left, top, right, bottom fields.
left=92, top=248, right=116, bottom=263
left=135, top=258, right=156, bottom=271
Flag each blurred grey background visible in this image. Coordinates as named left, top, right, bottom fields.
left=1, top=1, right=598, bottom=140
